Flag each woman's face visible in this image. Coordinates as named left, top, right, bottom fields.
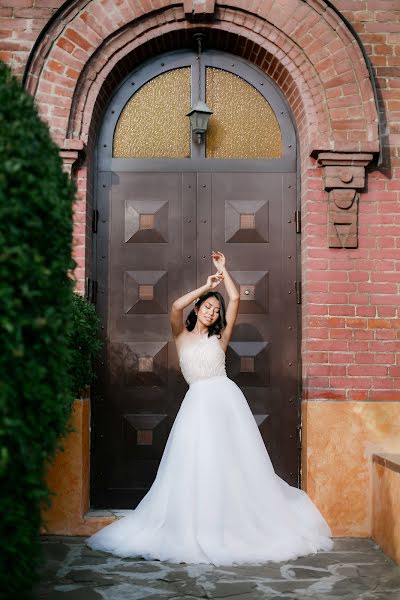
left=196, top=297, right=221, bottom=327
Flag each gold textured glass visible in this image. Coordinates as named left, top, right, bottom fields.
left=113, top=68, right=191, bottom=158
left=206, top=68, right=282, bottom=159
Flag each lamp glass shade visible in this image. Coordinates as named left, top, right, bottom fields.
left=187, top=101, right=213, bottom=134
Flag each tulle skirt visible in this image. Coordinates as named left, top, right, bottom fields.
left=87, top=376, right=333, bottom=565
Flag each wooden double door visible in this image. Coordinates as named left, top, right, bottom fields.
left=92, top=168, right=299, bottom=508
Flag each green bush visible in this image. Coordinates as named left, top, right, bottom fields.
left=0, top=62, right=76, bottom=599
left=69, top=293, right=102, bottom=398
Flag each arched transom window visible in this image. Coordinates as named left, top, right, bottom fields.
left=113, top=65, right=282, bottom=160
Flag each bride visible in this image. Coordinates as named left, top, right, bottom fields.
left=87, top=251, right=333, bottom=565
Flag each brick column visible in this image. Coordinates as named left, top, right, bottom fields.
left=316, top=152, right=374, bottom=249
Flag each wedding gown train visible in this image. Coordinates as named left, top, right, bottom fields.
left=87, top=334, right=333, bottom=565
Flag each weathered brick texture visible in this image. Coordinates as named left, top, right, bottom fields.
left=0, top=0, right=63, bottom=74
left=302, top=161, right=400, bottom=400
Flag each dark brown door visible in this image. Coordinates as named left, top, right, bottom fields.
left=93, top=171, right=195, bottom=507
left=92, top=169, right=298, bottom=508
left=210, top=172, right=298, bottom=483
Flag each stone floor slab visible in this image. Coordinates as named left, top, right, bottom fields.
left=36, top=537, right=400, bottom=600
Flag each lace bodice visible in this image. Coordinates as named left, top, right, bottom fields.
left=179, top=334, right=227, bottom=385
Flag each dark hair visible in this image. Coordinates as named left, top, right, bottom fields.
left=185, top=291, right=227, bottom=338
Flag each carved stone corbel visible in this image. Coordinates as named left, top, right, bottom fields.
left=60, top=139, right=86, bottom=176
left=316, top=152, right=373, bottom=248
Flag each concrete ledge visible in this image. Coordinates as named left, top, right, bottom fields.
left=79, top=510, right=134, bottom=535
left=372, top=453, right=400, bottom=565
left=373, top=453, right=400, bottom=474
left=41, top=510, right=135, bottom=538
left=85, top=510, right=134, bottom=518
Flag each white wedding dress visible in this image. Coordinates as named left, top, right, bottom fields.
left=87, top=334, right=333, bottom=565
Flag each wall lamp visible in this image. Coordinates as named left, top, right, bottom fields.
left=187, top=33, right=213, bottom=144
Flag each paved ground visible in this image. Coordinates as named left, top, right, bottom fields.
left=36, top=536, right=400, bottom=600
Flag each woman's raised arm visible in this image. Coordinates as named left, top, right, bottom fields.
left=211, top=251, right=239, bottom=349
left=170, top=272, right=223, bottom=338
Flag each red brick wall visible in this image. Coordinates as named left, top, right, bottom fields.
left=302, top=0, right=400, bottom=401
left=340, top=0, right=400, bottom=164
left=0, top=0, right=63, bottom=77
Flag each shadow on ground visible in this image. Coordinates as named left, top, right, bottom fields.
left=36, top=537, right=400, bottom=600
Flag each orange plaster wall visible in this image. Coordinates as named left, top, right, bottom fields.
left=42, top=398, right=90, bottom=534
left=372, top=460, right=400, bottom=564
left=302, top=401, right=400, bottom=537
left=42, top=398, right=117, bottom=535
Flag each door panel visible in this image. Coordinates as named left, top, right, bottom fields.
left=92, top=172, right=194, bottom=507
left=211, top=172, right=298, bottom=481
left=92, top=170, right=298, bottom=508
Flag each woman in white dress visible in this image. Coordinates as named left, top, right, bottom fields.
left=87, top=251, right=333, bottom=565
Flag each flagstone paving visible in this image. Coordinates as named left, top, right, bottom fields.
left=36, top=536, right=400, bottom=600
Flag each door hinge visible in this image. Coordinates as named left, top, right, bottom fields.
left=92, top=209, right=99, bottom=233
left=295, top=209, right=301, bottom=233
left=295, top=280, right=302, bottom=304
left=297, top=423, right=302, bottom=451
left=85, top=278, right=98, bottom=304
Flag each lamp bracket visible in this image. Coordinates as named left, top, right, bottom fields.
left=193, top=32, right=206, bottom=55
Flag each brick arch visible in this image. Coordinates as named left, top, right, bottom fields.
left=26, top=0, right=379, bottom=158
left=70, top=23, right=323, bottom=160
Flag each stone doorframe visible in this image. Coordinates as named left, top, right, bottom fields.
left=33, top=0, right=380, bottom=535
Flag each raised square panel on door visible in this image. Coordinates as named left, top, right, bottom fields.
left=227, top=341, right=270, bottom=386
left=225, top=199, right=269, bottom=243
left=124, top=270, right=168, bottom=314
left=125, top=199, right=168, bottom=243
left=109, top=342, right=168, bottom=387
left=230, top=270, right=269, bottom=314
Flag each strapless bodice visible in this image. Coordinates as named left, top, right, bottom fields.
left=178, top=334, right=227, bottom=385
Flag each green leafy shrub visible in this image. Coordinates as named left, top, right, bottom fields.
left=0, top=62, right=76, bottom=599
left=69, top=293, right=102, bottom=398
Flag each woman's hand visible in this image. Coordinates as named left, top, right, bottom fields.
left=211, top=250, right=226, bottom=271
left=207, top=271, right=224, bottom=290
